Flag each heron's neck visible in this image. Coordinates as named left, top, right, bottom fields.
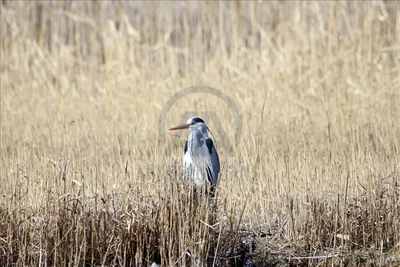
left=189, top=127, right=208, bottom=139
left=188, top=128, right=208, bottom=152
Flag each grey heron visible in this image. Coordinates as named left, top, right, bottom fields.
left=169, top=117, right=220, bottom=194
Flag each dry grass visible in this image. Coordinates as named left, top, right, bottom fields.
left=1, top=1, right=399, bottom=266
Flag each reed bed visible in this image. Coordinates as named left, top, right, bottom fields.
left=1, top=1, right=399, bottom=266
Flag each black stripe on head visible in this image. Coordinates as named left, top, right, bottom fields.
left=190, top=117, right=204, bottom=124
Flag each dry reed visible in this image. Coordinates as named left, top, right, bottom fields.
left=1, top=1, right=399, bottom=266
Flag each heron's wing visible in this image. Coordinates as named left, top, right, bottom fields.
left=205, top=138, right=220, bottom=186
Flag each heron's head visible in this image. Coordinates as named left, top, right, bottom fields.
left=169, top=117, right=207, bottom=132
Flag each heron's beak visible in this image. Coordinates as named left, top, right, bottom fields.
left=169, top=123, right=190, bottom=130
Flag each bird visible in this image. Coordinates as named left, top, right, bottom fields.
left=169, top=117, right=220, bottom=194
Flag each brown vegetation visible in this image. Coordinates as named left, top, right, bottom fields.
left=1, top=1, right=399, bottom=266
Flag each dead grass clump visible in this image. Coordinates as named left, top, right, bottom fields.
left=0, top=170, right=399, bottom=265
left=249, top=172, right=400, bottom=266
left=0, top=175, right=218, bottom=266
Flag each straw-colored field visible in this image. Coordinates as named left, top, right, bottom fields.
left=1, top=1, right=399, bottom=266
